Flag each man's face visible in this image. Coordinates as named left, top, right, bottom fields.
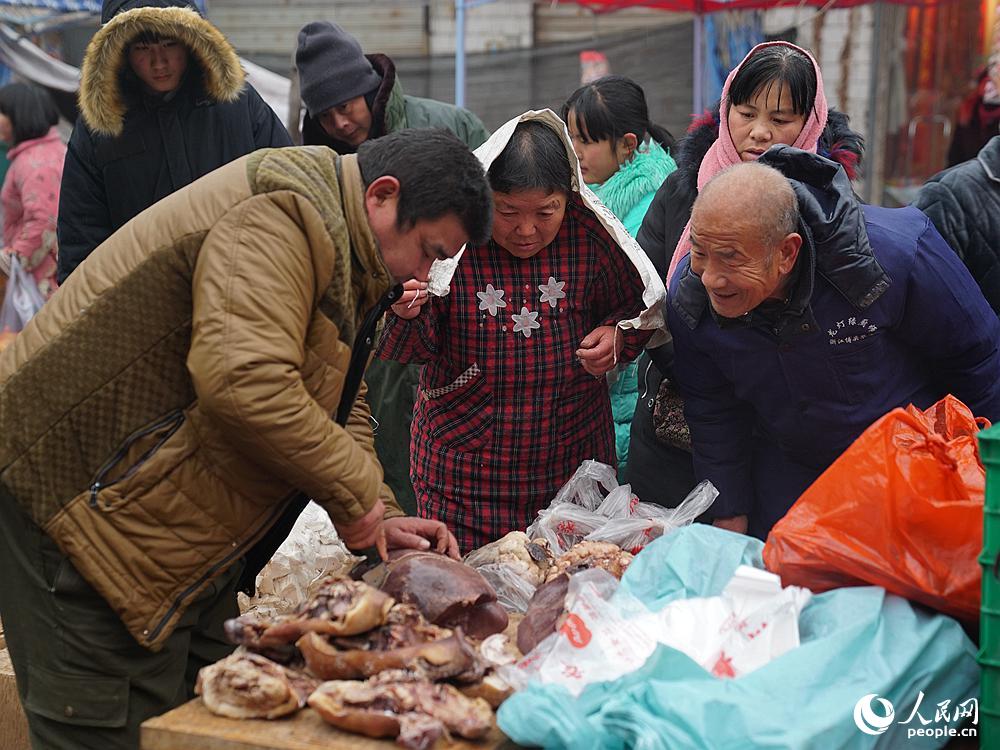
left=689, top=202, right=797, bottom=319
left=318, top=96, right=373, bottom=147
left=128, top=38, right=189, bottom=94
left=491, top=189, right=567, bottom=259
left=365, top=176, right=469, bottom=282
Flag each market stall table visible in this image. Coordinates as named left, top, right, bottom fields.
left=141, top=698, right=516, bottom=750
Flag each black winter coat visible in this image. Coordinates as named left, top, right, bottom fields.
left=56, top=2, right=291, bottom=283
left=624, top=106, right=865, bottom=508
left=913, top=136, right=1000, bottom=316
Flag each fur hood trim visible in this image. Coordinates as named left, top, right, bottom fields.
left=79, top=6, right=245, bottom=136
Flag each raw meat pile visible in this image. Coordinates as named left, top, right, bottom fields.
left=197, top=539, right=637, bottom=748
left=199, top=570, right=507, bottom=748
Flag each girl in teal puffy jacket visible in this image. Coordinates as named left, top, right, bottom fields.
left=562, top=76, right=676, bottom=478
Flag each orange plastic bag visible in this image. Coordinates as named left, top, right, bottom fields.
left=763, top=395, right=987, bottom=622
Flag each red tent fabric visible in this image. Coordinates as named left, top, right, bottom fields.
left=576, top=0, right=953, bottom=12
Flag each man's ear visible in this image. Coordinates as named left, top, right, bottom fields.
left=364, top=175, right=401, bottom=208
left=777, top=232, right=803, bottom=275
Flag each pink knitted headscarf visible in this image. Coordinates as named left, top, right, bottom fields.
left=665, top=41, right=829, bottom=285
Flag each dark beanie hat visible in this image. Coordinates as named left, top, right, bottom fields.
left=296, top=22, right=382, bottom=117
left=102, top=0, right=199, bottom=25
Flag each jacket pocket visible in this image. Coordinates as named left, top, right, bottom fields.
left=25, top=664, right=128, bottom=728
left=422, top=364, right=494, bottom=451
left=88, top=410, right=188, bottom=512
left=829, top=332, right=887, bottom=405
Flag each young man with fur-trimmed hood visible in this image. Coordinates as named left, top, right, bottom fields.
left=0, top=129, right=492, bottom=748
left=55, top=0, right=292, bottom=283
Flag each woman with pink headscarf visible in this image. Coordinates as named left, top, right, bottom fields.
left=624, top=41, right=865, bottom=513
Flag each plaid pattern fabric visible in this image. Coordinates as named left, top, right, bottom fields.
left=378, top=195, right=651, bottom=552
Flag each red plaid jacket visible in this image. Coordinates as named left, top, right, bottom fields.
left=378, top=196, right=651, bottom=552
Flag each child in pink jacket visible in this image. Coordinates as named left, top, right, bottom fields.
left=0, top=83, right=65, bottom=299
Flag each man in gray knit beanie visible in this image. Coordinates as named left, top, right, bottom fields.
left=293, top=21, right=491, bottom=520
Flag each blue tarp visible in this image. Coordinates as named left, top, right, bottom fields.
left=498, top=525, right=980, bottom=749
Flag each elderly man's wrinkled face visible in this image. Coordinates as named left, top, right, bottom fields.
left=492, top=189, right=568, bottom=259
left=689, top=202, right=799, bottom=319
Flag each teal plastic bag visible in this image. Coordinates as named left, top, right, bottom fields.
left=498, top=525, right=979, bottom=749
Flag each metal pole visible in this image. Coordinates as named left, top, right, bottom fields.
left=455, top=0, right=466, bottom=107
left=864, top=1, right=884, bottom=204
left=693, top=11, right=704, bottom=116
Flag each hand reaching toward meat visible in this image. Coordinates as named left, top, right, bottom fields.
left=383, top=516, right=460, bottom=560
left=335, top=499, right=388, bottom=559
left=576, top=325, right=624, bottom=377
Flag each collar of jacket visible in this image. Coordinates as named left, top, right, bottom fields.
left=978, top=135, right=1000, bottom=184
left=672, top=147, right=889, bottom=332
left=588, top=140, right=676, bottom=222
left=79, top=6, right=245, bottom=137
left=335, top=153, right=392, bottom=316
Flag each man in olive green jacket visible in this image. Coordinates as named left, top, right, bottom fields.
left=0, top=129, right=491, bottom=749
left=294, top=21, right=491, bottom=514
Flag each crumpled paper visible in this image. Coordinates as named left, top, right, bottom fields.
left=238, top=501, right=361, bottom=618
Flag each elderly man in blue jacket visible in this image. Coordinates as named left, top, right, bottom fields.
left=668, top=147, right=1000, bottom=540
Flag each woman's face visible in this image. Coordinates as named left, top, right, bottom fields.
left=727, top=82, right=807, bottom=162
left=0, top=113, right=13, bottom=144
left=128, top=38, right=189, bottom=94
left=492, top=188, right=568, bottom=259
left=566, top=110, right=633, bottom=185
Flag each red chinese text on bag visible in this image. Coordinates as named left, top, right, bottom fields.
left=763, top=395, right=987, bottom=622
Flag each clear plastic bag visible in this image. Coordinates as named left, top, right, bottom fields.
left=549, top=460, right=619, bottom=511
left=0, top=255, right=45, bottom=332
left=530, top=473, right=719, bottom=556
left=528, top=503, right=605, bottom=557
left=476, top=562, right=538, bottom=614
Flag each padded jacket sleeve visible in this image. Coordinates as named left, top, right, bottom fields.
left=247, top=85, right=294, bottom=149
left=187, top=192, right=385, bottom=524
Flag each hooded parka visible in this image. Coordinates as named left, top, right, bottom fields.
left=56, top=0, right=291, bottom=283
left=1, top=146, right=403, bottom=651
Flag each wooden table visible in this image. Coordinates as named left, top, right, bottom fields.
left=141, top=698, right=516, bottom=750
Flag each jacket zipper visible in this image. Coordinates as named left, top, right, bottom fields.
left=89, top=410, right=185, bottom=508
left=145, top=496, right=293, bottom=644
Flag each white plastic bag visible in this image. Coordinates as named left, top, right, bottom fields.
left=501, top=569, right=658, bottom=696
left=0, top=255, right=45, bottom=332
left=502, top=565, right=811, bottom=697
left=656, top=566, right=812, bottom=678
